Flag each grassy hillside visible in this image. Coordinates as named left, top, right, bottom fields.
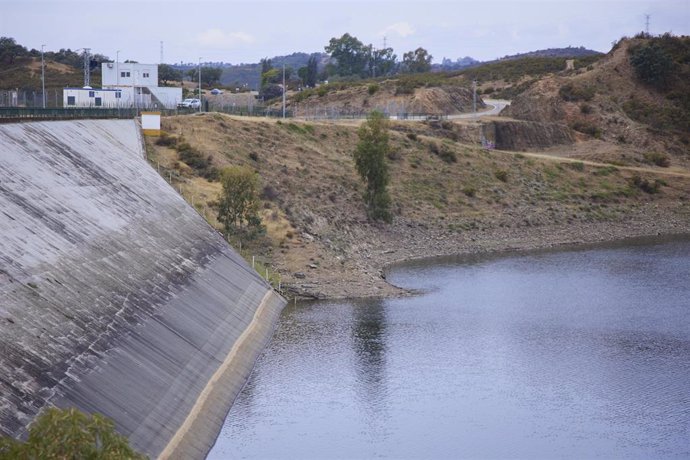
left=0, top=56, right=99, bottom=91
left=146, top=113, right=690, bottom=297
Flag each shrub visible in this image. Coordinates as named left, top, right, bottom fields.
left=571, top=120, right=602, bottom=138
left=579, top=103, right=593, bottom=114
left=249, top=151, right=259, bottom=162
left=629, top=174, right=662, bottom=194
left=406, top=132, right=418, bottom=141
left=629, top=42, right=675, bottom=89
left=568, top=161, right=585, bottom=171
left=428, top=141, right=457, bottom=163
left=155, top=132, right=178, bottom=147
left=643, top=152, right=671, bottom=167
left=0, top=407, right=146, bottom=459
left=261, top=185, right=279, bottom=201
left=494, top=170, right=509, bottom=182
left=368, top=83, right=380, bottom=95
left=462, top=186, right=477, bottom=197
left=559, top=82, right=595, bottom=101
left=176, top=142, right=220, bottom=180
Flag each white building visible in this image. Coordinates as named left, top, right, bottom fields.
left=63, top=62, right=182, bottom=109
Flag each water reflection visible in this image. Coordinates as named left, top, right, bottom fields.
left=350, top=299, right=388, bottom=430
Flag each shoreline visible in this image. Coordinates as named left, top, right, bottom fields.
left=281, top=204, right=690, bottom=300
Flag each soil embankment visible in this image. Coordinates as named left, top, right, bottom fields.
left=149, top=114, right=690, bottom=300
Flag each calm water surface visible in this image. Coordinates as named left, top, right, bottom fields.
left=209, top=238, right=690, bottom=459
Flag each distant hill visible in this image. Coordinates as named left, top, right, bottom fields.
left=496, top=46, right=603, bottom=61
left=170, top=52, right=329, bottom=90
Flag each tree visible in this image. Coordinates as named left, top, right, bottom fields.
left=353, top=111, right=392, bottom=222
left=217, top=166, right=262, bottom=237
left=0, top=37, right=28, bottom=65
left=325, top=33, right=369, bottom=77
left=402, top=47, right=432, bottom=73
left=0, top=407, right=146, bottom=459
left=298, top=55, right=319, bottom=87
left=186, top=66, right=223, bottom=86
left=370, top=47, right=397, bottom=77
left=158, top=64, right=182, bottom=86
left=629, top=42, right=675, bottom=89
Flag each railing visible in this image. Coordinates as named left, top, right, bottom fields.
left=0, top=107, right=139, bottom=122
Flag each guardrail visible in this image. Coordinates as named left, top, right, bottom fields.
left=0, top=107, right=140, bottom=122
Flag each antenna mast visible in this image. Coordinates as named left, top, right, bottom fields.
left=645, top=14, right=650, bottom=35
left=83, top=48, right=91, bottom=87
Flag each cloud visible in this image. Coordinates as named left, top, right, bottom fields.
left=379, top=22, right=415, bottom=38
left=195, top=29, right=255, bottom=48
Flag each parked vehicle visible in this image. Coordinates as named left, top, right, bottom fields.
left=178, top=98, right=200, bottom=109
left=210, top=88, right=223, bottom=95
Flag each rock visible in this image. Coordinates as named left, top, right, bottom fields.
left=294, top=272, right=306, bottom=279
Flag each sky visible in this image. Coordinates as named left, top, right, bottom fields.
left=2, top=0, right=689, bottom=65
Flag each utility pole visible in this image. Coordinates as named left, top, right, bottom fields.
left=160, top=41, right=164, bottom=64
left=41, top=44, right=46, bottom=108
left=116, top=50, right=120, bottom=86
left=198, top=57, right=202, bottom=112
left=282, top=63, right=286, bottom=119
left=83, top=48, right=91, bottom=87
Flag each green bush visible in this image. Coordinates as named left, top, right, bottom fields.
left=629, top=42, right=675, bottom=89
left=494, top=170, right=509, bottom=182
left=368, top=83, right=380, bottom=95
left=571, top=120, right=602, bottom=138
left=0, top=407, right=146, bottom=459
left=629, top=174, right=663, bottom=194
left=428, top=141, right=457, bottom=163
left=176, top=142, right=220, bottom=180
left=643, top=152, right=671, bottom=167
left=559, top=83, right=595, bottom=102
left=155, top=132, right=178, bottom=147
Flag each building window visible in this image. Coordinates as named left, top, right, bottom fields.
left=67, top=96, right=75, bottom=106
left=89, top=91, right=95, bottom=97
left=121, top=71, right=131, bottom=77
left=115, top=92, right=121, bottom=99
left=143, top=72, right=149, bottom=78
left=95, top=97, right=102, bottom=107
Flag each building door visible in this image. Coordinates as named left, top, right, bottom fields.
left=95, top=97, right=102, bottom=107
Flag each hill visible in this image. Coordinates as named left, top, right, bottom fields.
left=502, top=34, right=690, bottom=165
left=146, top=113, right=690, bottom=299
left=285, top=74, right=484, bottom=116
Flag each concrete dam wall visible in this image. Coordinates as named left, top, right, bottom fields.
left=0, top=120, right=285, bottom=458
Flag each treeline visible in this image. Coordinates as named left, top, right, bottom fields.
left=257, top=33, right=435, bottom=99
left=0, top=37, right=109, bottom=70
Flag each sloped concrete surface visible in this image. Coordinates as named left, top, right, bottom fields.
left=0, top=120, right=285, bottom=458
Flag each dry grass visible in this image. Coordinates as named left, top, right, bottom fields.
left=146, top=113, right=690, bottom=289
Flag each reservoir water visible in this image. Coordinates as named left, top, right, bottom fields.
left=208, top=237, right=690, bottom=459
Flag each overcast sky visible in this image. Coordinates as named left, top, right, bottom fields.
left=2, top=0, right=688, bottom=65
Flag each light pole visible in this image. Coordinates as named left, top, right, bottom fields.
left=282, top=63, right=286, bottom=119
left=116, top=50, right=120, bottom=86
left=41, top=45, right=46, bottom=108
left=198, top=57, right=202, bottom=113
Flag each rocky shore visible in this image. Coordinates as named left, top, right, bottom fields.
left=281, top=202, right=689, bottom=300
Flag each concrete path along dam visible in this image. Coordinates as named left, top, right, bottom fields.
left=0, top=119, right=285, bottom=458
